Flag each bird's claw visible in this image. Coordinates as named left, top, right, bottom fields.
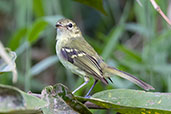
left=84, top=95, right=91, bottom=98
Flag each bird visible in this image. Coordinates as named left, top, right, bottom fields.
left=55, top=18, right=154, bottom=97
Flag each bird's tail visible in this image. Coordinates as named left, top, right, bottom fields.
left=104, top=66, right=154, bottom=90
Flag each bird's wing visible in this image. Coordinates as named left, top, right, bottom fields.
left=60, top=46, right=108, bottom=84
left=69, top=37, right=100, bottom=57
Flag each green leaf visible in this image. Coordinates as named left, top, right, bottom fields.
left=77, top=89, right=171, bottom=113
left=33, top=0, right=45, bottom=17
left=102, top=26, right=124, bottom=60
left=117, top=45, right=142, bottom=62
left=8, top=28, right=28, bottom=50
left=28, top=20, right=48, bottom=44
left=101, top=1, right=131, bottom=60
left=41, top=83, right=92, bottom=114
left=0, top=84, right=46, bottom=113
left=28, top=15, right=63, bottom=44
left=74, top=0, right=107, bottom=15
left=125, top=23, right=151, bottom=38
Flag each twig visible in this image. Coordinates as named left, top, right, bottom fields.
left=27, top=91, right=42, bottom=98
left=84, top=101, right=106, bottom=109
left=150, top=0, right=171, bottom=26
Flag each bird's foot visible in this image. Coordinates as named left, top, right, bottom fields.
left=84, top=95, right=91, bottom=98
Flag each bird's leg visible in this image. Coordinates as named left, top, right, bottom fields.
left=85, top=80, right=98, bottom=98
left=72, top=77, right=89, bottom=94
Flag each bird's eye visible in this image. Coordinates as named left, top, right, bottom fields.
left=68, top=23, right=73, bottom=28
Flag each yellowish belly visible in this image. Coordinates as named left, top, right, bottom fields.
left=56, top=41, right=86, bottom=77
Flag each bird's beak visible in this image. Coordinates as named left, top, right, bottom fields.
left=56, top=23, right=63, bottom=29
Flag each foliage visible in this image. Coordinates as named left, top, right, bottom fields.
left=0, top=84, right=46, bottom=114
left=1, top=84, right=171, bottom=113
left=74, top=0, right=107, bottom=15
left=0, top=0, right=171, bottom=113
left=83, top=89, right=171, bottom=113
left=41, top=84, right=92, bottom=114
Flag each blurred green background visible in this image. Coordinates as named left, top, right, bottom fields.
left=0, top=0, right=171, bottom=113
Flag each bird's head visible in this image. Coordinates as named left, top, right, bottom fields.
left=56, top=19, right=82, bottom=40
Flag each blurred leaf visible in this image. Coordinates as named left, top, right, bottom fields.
left=118, top=0, right=131, bottom=24
left=101, top=1, right=131, bottom=60
left=44, top=15, right=64, bottom=26
left=77, top=89, right=171, bottom=113
left=13, top=15, right=63, bottom=56
left=41, top=84, right=92, bottom=114
left=8, top=28, right=28, bottom=50
left=74, top=0, right=107, bottom=15
left=31, top=55, right=58, bottom=76
left=134, top=0, right=156, bottom=39
left=0, top=42, right=17, bottom=83
left=152, top=65, right=171, bottom=74
left=28, top=15, right=63, bottom=44
left=117, top=45, right=142, bottom=62
left=33, top=0, right=45, bottom=17
left=0, top=49, right=16, bottom=73
left=0, top=1, right=12, bottom=14
left=18, top=72, right=46, bottom=91
left=0, top=84, right=46, bottom=114
left=102, top=26, right=124, bottom=60
left=125, top=23, right=151, bottom=37
left=15, top=42, right=29, bottom=55
left=28, top=20, right=48, bottom=44
left=136, top=0, right=143, bottom=7
left=149, top=29, right=171, bottom=46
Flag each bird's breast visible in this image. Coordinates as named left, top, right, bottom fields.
left=56, top=40, right=86, bottom=77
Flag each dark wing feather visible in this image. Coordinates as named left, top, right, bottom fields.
left=60, top=47, right=108, bottom=84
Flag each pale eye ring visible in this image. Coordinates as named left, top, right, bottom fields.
left=68, top=23, right=73, bottom=28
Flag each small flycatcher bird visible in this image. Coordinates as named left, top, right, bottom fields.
left=55, top=19, right=154, bottom=97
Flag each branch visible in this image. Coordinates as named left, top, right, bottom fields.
left=150, top=0, right=171, bottom=26
left=84, top=101, right=106, bottom=109
left=27, top=91, right=42, bottom=98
